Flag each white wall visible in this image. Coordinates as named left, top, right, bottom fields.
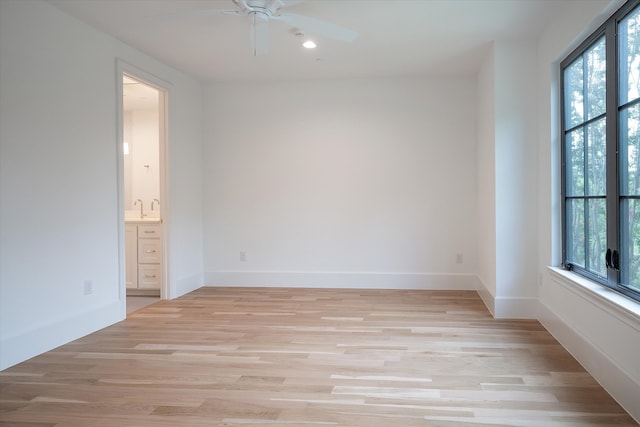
left=124, top=111, right=134, bottom=208
left=129, top=108, right=160, bottom=211
left=0, top=0, right=204, bottom=369
left=203, top=78, right=477, bottom=289
left=475, top=39, right=539, bottom=319
left=494, top=39, right=540, bottom=317
left=536, top=0, right=640, bottom=420
left=476, top=46, right=497, bottom=306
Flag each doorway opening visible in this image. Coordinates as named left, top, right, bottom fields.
left=117, top=67, right=168, bottom=316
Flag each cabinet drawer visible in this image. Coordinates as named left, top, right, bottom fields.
left=138, top=224, right=161, bottom=238
left=138, top=239, right=162, bottom=263
left=138, top=265, right=162, bottom=289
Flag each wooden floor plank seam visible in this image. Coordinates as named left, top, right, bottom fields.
left=0, top=287, right=636, bottom=426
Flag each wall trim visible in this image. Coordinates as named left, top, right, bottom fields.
left=547, top=267, right=640, bottom=331
left=172, top=273, right=204, bottom=299
left=493, top=296, right=539, bottom=319
left=115, top=59, right=173, bottom=304
left=205, top=271, right=477, bottom=290
left=539, top=300, right=640, bottom=423
left=475, top=276, right=496, bottom=316
left=0, top=300, right=122, bottom=371
left=475, top=276, right=538, bottom=319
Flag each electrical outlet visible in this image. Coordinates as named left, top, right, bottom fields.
left=84, top=280, right=93, bottom=295
left=240, top=251, right=247, bottom=262
left=456, top=253, right=464, bottom=264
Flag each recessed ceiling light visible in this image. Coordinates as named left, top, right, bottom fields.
left=303, top=40, right=317, bottom=49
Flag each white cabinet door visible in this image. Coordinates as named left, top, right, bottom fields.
left=126, top=222, right=163, bottom=292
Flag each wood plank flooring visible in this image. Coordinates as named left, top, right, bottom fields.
left=126, top=296, right=160, bottom=314
left=0, top=288, right=636, bottom=426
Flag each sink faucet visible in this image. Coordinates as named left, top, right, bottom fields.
left=134, top=199, right=145, bottom=219
left=151, top=199, right=160, bottom=211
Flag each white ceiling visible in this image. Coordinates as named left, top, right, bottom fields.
left=48, top=0, right=583, bottom=83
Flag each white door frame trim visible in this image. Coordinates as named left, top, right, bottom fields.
left=115, top=59, right=172, bottom=317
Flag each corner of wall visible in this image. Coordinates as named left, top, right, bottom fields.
left=493, top=296, right=539, bottom=319
left=476, top=275, right=539, bottom=319
left=171, top=273, right=204, bottom=299
left=476, top=275, right=496, bottom=316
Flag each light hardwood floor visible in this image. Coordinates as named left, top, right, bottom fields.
left=126, top=296, right=160, bottom=314
left=1, top=288, right=636, bottom=426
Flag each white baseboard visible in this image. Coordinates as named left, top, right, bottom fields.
left=539, top=301, right=640, bottom=423
left=204, top=271, right=477, bottom=290
left=475, top=276, right=496, bottom=315
left=493, top=296, right=539, bottom=319
left=171, top=272, right=204, bottom=299
left=0, top=300, right=122, bottom=371
left=475, top=277, right=539, bottom=319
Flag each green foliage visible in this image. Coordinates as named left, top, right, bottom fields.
left=565, top=38, right=607, bottom=277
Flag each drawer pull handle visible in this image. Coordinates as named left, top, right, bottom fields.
left=145, top=250, right=156, bottom=253
left=145, top=275, right=157, bottom=278
left=144, top=230, right=155, bottom=234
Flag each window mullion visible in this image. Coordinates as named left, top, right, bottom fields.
left=605, top=19, right=619, bottom=286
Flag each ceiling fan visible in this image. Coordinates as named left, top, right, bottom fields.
left=167, top=0, right=358, bottom=56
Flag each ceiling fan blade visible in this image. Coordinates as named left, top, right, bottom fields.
left=274, top=13, right=357, bottom=42
left=250, top=14, right=269, bottom=56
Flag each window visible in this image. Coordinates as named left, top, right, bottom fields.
left=562, top=0, right=640, bottom=302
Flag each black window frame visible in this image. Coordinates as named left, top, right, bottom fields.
left=561, top=0, right=640, bottom=303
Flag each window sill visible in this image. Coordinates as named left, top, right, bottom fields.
left=547, top=267, right=640, bottom=331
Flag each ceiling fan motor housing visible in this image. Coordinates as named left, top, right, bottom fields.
left=234, top=0, right=286, bottom=19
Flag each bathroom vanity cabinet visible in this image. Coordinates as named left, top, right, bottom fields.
left=125, top=221, right=162, bottom=292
